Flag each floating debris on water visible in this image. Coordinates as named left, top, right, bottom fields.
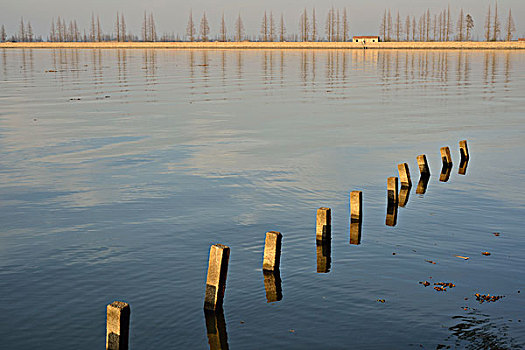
left=493, top=232, right=501, bottom=237
left=376, top=299, right=386, bottom=303
left=475, top=293, right=504, bottom=303
left=455, top=255, right=469, bottom=260
left=419, top=281, right=431, bottom=287
left=481, top=252, right=491, bottom=256
left=425, top=259, right=437, bottom=264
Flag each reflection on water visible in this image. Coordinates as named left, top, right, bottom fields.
left=416, top=173, right=431, bottom=195
left=385, top=199, right=398, bottom=227
left=316, top=236, right=331, bottom=273
left=204, top=310, right=229, bottom=350
left=0, top=49, right=524, bottom=349
left=263, top=270, right=282, bottom=303
left=440, top=163, right=453, bottom=182
left=398, top=185, right=411, bottom=208
left=459, top=158, right=469, bottom=175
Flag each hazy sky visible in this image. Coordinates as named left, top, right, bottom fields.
left=1, top=0, right=523, bottom=39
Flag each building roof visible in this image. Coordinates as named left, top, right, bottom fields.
left=353, top=36, right=380, bottom=39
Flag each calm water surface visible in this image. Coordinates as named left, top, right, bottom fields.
left=1, top=49, right=524, bottom=349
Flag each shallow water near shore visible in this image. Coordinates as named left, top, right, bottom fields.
left=0, top=49, right=524, bottom=349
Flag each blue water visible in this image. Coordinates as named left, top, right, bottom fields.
left=0, top=49, right=524, bottom=349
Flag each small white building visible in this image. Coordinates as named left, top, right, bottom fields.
left=353, top=36, right=380, bottom=43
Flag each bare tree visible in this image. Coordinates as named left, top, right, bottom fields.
left=380, top=10, right=387, bottom=41
left=1, top=25, right=6, bottom=42
left=261, top=11, right=268, bottom=41
left=311, top=8, right=317, bottom=42
left=342, top=8, right=349, bottom=41
left=445, top=6, right=451, bottom=41
left=405, top=15, right=411, bottom=41
left=412, top=16, right=416, bottom=41
left=269, top=12, right=276, bottom=42
left=299, top=8, right=309, bottom=41
left=395, top=11, right=401, bottom=41
left=335, top=9, right=340, bottom=42
left=200, top=12, right=210, bottom=42
left=186, top=10, right=196, bottom=42
left=492, top=1, right=500, bottom=41
left=426, top=9, right=431, bottom=41
left=387, top=10, right=392, bottom=41
left=19, top=18, right=25, bottom=42
left=235, top=13, right=244, bottom=41
left=115, top=12, right=120, bottom=42
left=142, top=11, right=148, bottom=41
left=219, top=13, right=227, bottom=42
left=326, top=7, right=334, bottom=42
left=279, top=13, right=286, bottom=42
left=120, top=14, right=126, bottom=41
left=457, top=8, right=464, bottom=41
left=96, top=15, right=102, bottom=42
left=505, top=9, right=515, bottom=41
left=26, top=22, right=33, bottom=42
left=49, top=19, right=56, bottom=42
left=466, top=14, right=474, bottom=41
left=485, top=5, right=492, bottom=41
left=149, top=13, right=156, bottom=42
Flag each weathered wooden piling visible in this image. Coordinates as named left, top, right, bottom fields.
left=397, top=163, right=412, bottom=187
left=316, top=207, right=331, bottom=240
left=106, top=301, right=130, bottom=350
left=350, top=191, right=362, bottom=221
left=385, top=200, right=398, bottom=227
left=417, top=154, right=431, bottom=175
left=263, top=231, right=282, bottom=272
left=387, top=177, right=398, bottom=203
left=440, top=147, right=452, bottom=165
left=349, top=219, right=362, bottom=245
left=459, top=140, right=469, bottom=160
left=204, top=310, right=229, bottom=350
left=204, top=244, right=230, bottom=311
left=263, top=270, right=283, bottom=303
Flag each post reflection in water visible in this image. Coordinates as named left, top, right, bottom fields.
left=398, top=185, right=411, bottom=208
left=458, top=158, right=469, bottom=175
left=386, top=200, right=398, bottom=227
left=416, top=174, right=430, bottom=195
left=263, top=270, right=283, bottom=303
left=349, top=219, right=362, bottom=245
left=316, top=235, right=331, bottom=273
left=440, top=163, right=453, bottom=182
left=204, top=310, right=229, bottom=350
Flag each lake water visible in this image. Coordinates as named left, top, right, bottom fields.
left=1, top=48, right=524, bottom=349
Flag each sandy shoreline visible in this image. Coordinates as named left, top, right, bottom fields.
left=1, top=41, right=525, bottom=50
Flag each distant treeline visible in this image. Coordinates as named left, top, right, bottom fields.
left=0, top=2, right=518, bottom=43
left=380, top=2, right=516, bottom=42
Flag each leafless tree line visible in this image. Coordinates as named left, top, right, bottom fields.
left=0, top=6, right=518, bottom=43
left=380, top=3, right=516, bottom=42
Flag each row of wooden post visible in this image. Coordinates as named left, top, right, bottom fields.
left=104, top=140, right=470, bottom=349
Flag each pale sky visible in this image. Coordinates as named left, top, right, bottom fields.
left=1, top=0, right=523, bottom=39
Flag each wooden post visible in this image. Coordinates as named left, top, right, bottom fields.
left=263, top=231, right=282, bottom=271
left=440, top=147, right=452, bottom=165
left=316, top=207, right=331, bottom=240
left=397, top=163, right=412, bottom=187
left=459, top=140, right=469, bottom=160
left=204, top=244, right=230, bottom=311
left=350, top=191, right=362, bottom=221
left=387, top=177, right=398, bottom=203
left=417, top=154, right=430, bottom=175
left=106, top=301, right=130, bottom=350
